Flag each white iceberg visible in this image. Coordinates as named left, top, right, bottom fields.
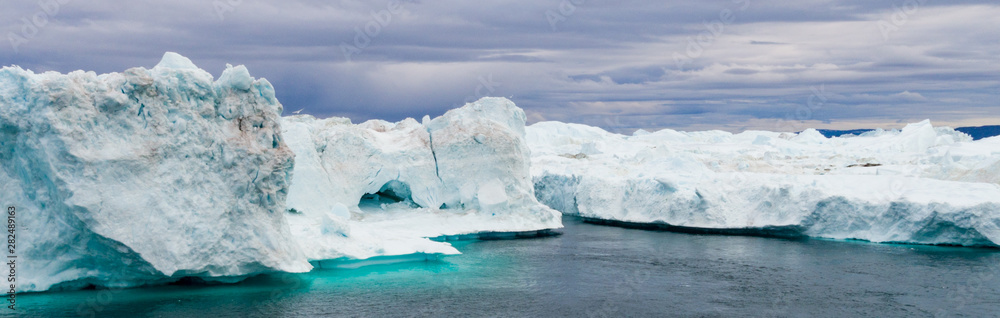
left=282, top=97, right=562, bottom=262
left=529, top=120, right=1000, bottom=247
left=0, top=53, right=310, bottom=291
left=0, top=53, right=560, bottom=292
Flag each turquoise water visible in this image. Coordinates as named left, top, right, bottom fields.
left=17, top=216, right=1000, bottom=317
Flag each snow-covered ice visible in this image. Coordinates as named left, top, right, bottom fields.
left=0, top=53, right=559, bottom=292
left=529, top=120, right=1000, bottom=247
left=0, top=53, right=309, bottom=291
left=281, top=97, right=562, bottom=262
left=3, top=51, right=996, bottom=292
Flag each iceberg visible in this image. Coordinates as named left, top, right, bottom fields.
left=281, top=97, right=561, bottom=262
left=0, top=53, right=310, bottom=291
left=528, top=120, right=1000, bottom=247
left=0, top=53, right=560, bottom=292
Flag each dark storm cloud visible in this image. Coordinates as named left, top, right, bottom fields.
left=1, top=0, right=997, bottom=132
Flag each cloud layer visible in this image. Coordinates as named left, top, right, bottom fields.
left=3, top=0, right=997, bottom=132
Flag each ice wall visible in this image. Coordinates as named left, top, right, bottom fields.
left=529, top=121, right=1000, bottom=247
left=0, top=54, right=563, bottom=292
left=282, top=98, right=562, bottom=261
left=0, top=53, right=311, bottom=291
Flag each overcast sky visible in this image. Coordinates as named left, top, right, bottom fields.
left=2, top=0, right=997, bottom=132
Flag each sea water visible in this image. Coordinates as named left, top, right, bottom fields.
left=17, top=217, right=1000, bottom=317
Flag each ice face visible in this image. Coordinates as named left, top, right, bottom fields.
left=0, top=53, right=311, bottom=291
left=281, top=97, right=562, bottom=261
left=0, top=53, right=567, bottom=291
left=528, top=121, right=1000, bottom=247
left=0, top=53, right=563, bottom=292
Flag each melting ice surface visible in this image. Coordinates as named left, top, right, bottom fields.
left=0, top=53, right=559, bottom=292
left=528, top=121, right=1000, bottom=247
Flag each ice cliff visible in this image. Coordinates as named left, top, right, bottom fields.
left=4, top=51, right=995, bottom=292
left=529, top=121, right=1000, bottom=247
left=0, top=53, right=309, bottom=291
left=0, top=53, right=559, bottom=292
left=282, top=98, right=561, bottom=262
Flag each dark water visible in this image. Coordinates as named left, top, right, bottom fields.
left=17, top=216, right=1000, bottom=317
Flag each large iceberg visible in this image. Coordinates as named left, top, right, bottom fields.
left=529, top=121, right=1000, bottom=247
left=0, top=53, right=559, bottom=292
left=0, top=53, right=310, bottom=291
left=281, top=97, right=561, bottom=262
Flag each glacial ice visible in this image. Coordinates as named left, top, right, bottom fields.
left=0, top=53, right=310, bottom=292
left=282, top=97, right=562, bottom=262
left=0, top=53, right=559, bottom=292
left=4, top=51, right=995, bottom=292
left=528, top=120, right=1000, bottom=247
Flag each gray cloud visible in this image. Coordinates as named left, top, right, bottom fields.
left=1, top=0, right=997, bottom=132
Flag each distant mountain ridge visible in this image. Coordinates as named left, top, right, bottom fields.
left=815, top=125, right=1000, bottom=141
